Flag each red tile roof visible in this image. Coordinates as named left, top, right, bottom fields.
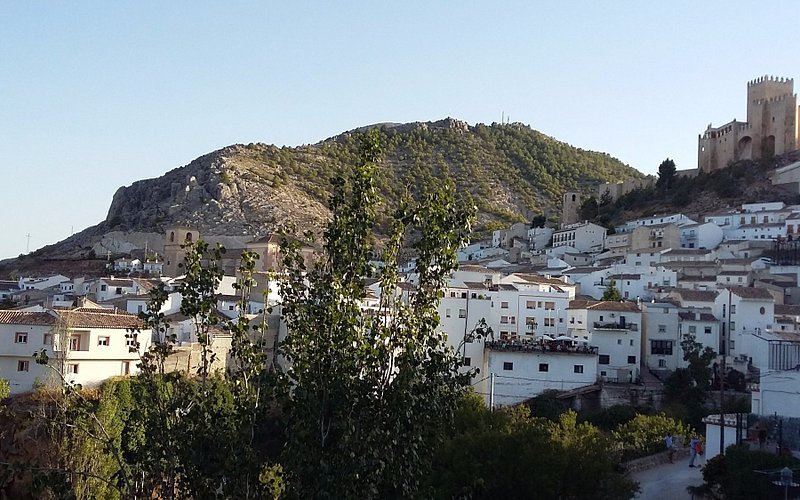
left=727, top=286, right=774, bottom=300
left=54, top=309, right=143, bottom=329
left=0, top=310, right=55, bottom=326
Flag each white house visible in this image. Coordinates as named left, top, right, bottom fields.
left=750, top=336, right=800, bottom=418
left=18, top=275, right=70, bottom=291
left=0, top=308, right=147, bottom=395
left=642, top=300, right=681, bottom=374
left=552, top=222, right=607, bottom=253
left=680, top=222, right=724, bottom=250
left=567, top=300, right=642, bottom=383
left=483, top=346, right=598, bottom=406
left=714, top=286, right=775, bottom=365
left=616, top=214, right=697, bottom=234
left=527, top=226, right=554, bottom=251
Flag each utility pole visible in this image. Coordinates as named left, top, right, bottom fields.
left=25, top=233, right=31, bottom=253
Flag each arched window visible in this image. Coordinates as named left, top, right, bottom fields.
left=185, top=232, right=193, bottom=242
left=170, top=232, right=175, bottom=243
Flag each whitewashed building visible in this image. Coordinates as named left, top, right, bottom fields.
left=0, top=308, right=147, bottom=394
left=567, top=300, right=642, bottom=383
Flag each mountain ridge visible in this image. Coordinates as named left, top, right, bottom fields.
left=5, top=119, right=644, bottom=271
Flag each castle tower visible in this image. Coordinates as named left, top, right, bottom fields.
left=162, top=226, right=199, bottom=277
left=561, top=192, right=581, bottom=225
left=699, top=76, right=799, bottom=172
left=746, top=76, right=797, bottom=159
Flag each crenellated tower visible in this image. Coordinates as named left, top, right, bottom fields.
left=698, top=75, right=799, bottom=172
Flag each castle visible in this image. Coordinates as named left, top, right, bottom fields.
left=698, top=75, right=799, bottom=172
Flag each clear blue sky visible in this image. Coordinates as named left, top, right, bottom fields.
left=1, top=1, right=797, bottom=260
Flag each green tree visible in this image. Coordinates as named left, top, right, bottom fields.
left=656, top=158, right=676, bottom=190
left=579, top=196, right=599, bottom=222
left=429, top=400, right=638, bottom=499
left=602, top=280, right=623, bottom=301
left=0, top=378, right=8, bottom=399
left=275, top=130, right=475, bottom=498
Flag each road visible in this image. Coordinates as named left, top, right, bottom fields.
left=632, top=454, right=707, bottom=499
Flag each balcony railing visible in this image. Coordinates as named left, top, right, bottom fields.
left=593, top=322, right=638, bottom=331
left=485, top=340, right=598, bottom=355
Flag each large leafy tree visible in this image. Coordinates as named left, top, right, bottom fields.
left=275, top=130, right=475, bottom=498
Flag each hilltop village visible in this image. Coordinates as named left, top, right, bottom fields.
left=3, top=75, right=800, bottom=467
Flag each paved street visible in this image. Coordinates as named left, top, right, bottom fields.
left=632, top=454, right=708, bottom=499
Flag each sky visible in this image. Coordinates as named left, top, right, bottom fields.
left=1, top=1, right=798, bottom=260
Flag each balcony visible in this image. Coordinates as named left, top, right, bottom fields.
left=485, top=340, right=598, bottom=355
left=593, top=321, right=638, bottom=332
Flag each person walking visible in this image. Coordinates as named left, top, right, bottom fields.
left=689, top=435, right=699, bottom=468
left=664, top=432, right=675, bottom=464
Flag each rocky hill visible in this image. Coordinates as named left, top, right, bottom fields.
left=2, top=119, right=642, bottom=274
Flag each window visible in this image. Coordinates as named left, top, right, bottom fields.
left=121, top=361, right=131, bottom=375
left=730, top=305, right=736, bottom=314
left=760, top=306, right=766, bottom=315
left=617, top=339, right=622, bottom=345
left=100, top=284, right=107, bottom=291
left=544, top=301, right=555, bottom=310
left=137, top=304, right=144, bottom=314
left=115, top=287, right=123, bottom=295
left=503, top=362, right=513, bottom=371
left=730, top=322, right=735, bottom=331
left=658, top=324, right=666, bottom=333
left=627, top=356, right=636, bottom=364
left=501, top=301, right=509, bottom=309
left=651, top=340, right=673, bottom=355
left=574, top=364, right=584, bottom=374
left=15, top=332, right=27, bottom=344
left=68, top=364, right=79, bottom=374
left=658, top=359, right=667, bottom=368
left=526, top=300, right=536, bottom=309
left=501, top=316, right=509, bottom=324
left=730, top=340, right=735, bottom=350
left=69, top=336, right=80, bottom=351
left=43, top=334, right=52, bottom=346
left=704, top=326, right=712, bottom=334
left=599, top=355, right=610, bottom=365
left=688, top=325, right=696, bottom=334
left=17, top=360, right=29, bottom=372
left=510, top=316, right=515, bottom=325
left=630, top=339, right=634, bottom=346
left=228, top=305, right=234, bottom=311
left=98, top=336, right=110, bottom=347
left=463, top=357, right=471, bottom=367
left=445, top=308, right=451, bottom=318
left=539, top=363, right=549, bottom=372
left=544, top=318, right=555, bottom=327
left=126, top=333, right=137, bottom=347
left=458, top=309, right=466, bottom=318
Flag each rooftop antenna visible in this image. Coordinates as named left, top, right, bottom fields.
left=25, top=233, right=31, bottom=253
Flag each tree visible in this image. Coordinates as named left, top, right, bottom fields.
left=602, top=280, right=622, bottom=301
left=657, top=158, right=676, bottom=190
left=681, top=333, right=716, bottom=392
left=579, top=196, right=599, bottom=222
left=275, top=130, right=475, bottom=497
left=428, top=400, right=639, bottom=499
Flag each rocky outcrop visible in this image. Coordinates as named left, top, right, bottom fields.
left=102, top=145, right=330, bottom=246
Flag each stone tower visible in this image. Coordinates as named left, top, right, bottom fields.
left=698, top=76, right=799, bottom=172
left=562, top=192, right=581, bottom=225
left=162, top=226, right=199, bottom=277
